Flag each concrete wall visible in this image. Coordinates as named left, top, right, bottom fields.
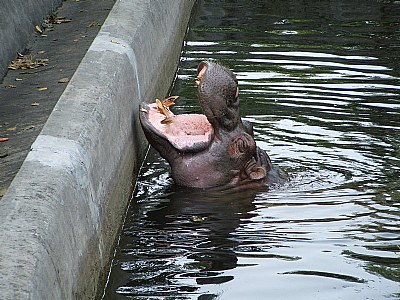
left=0, top=0, right=63, bottom=78
left=0, top=0, right=195, bottom=299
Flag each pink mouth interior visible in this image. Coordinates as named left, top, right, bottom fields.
left=146, top=103, right=214, bottom=151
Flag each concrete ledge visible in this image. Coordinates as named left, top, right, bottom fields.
left=0, top=0, right=194, bottom=299
left=0, top=0, right=62, bottom=78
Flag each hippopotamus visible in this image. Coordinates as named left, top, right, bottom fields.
left=139, top=61, right=287, bottom=189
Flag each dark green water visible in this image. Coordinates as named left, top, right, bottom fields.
left=103, top=0, right=400, bottom=299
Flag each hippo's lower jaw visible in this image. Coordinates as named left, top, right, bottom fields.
left=141, top=103, right=214, bottom=153
left=139, top=61, right=288, bottom=189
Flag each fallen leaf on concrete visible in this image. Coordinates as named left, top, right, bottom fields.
left=38, top=50, right=46, bottom=54
left=54, top=17, right=72, bottom=24
left=31, top=102, right=40, bottom=106
left=15, top=78, right=23, bottom=81
left=0, top=147, right=9, bottom=158
left=8, top=55, right=48, bottom=70
left=87, top=21, right=101, bottom=28
left=58, top=77, right=69, bottom=83
left=6, top=127, right=16, bottom=131
left=35, top=25, right=43, bottom=34
left=0, top=138, right=9, bottom=142
left=22, top=125, right=35, bottom=131
left=41, top=22, right=52, bottom=30
left=111, top=39, right=120, bottom=44
left=45, top=13, right=72, bottom=25
left=0, top=187, right=8, bottom=198
left=37, top=87, right=48, bottom=91
left=45, top=13, right=57, bottom=24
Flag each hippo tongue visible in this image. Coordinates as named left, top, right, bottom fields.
left=146, top=103, right=214, bottom=152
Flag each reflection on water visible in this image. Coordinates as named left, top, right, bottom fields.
left=103, top=0, right=400, bottom=299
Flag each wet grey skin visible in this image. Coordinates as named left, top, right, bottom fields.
left=139, top=61, right=288, bottom=189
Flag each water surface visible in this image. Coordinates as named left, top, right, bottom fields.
left=103, top=0, right=400, bottom=299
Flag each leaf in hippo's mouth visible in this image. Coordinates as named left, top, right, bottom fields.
left=146, top=103, right=214, bottom=152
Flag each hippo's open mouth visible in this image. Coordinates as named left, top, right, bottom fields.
left=140, top=101, right=214, bottom=152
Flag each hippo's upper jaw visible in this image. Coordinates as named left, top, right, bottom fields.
left=140, top=61, right=287, bottom=189
left=196, top=61, right=241, bottom=133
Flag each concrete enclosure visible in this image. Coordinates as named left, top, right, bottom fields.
left=0, top=0, right=195, bottom=299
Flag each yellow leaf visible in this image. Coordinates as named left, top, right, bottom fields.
left=0, top=187, right=7, bottom=197
left=58, top=77, right=69, bottom=83
left=37, top=87, right=48, bottom=91
left=15, top=78, right=23, bottom=81
left=35, top=25, right=43, bottom=33
left=191, top=216, right=206, bottom=223
left=31, top=102, right=40, bottom=106
left=6, top=127, right=16, bottom=131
